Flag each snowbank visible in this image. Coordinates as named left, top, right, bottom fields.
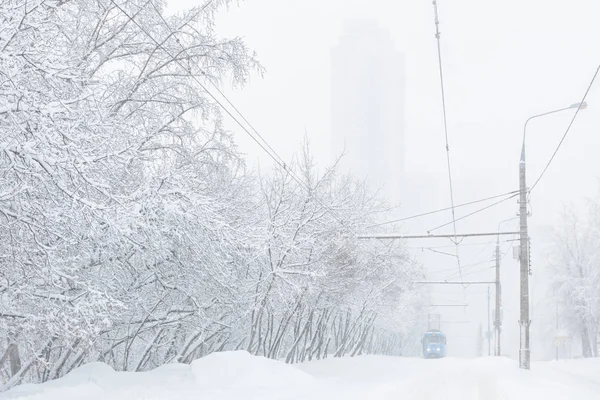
left=3, top=351, right=315, bottom=400
left=191, top=350, right=313, bottom=388
left=4, top=352, right=600, bottom=399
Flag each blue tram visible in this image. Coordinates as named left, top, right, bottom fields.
left=422, top=330, right=447, bottom=358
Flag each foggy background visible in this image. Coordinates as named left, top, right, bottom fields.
left=171, top=0, right=600, bottom=359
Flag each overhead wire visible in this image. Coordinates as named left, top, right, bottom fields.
left=500, top=223, right=520, bottom=259
left=426, top=248, right=458, bottom=259
left=112, top=1, right=530, bottom=294
left=147, top=1, right=297, bottom=185
left=413, top=238, right=512, bottom=291
left=111, top=0, right=397, bottom=278
left=441, top=220, right=519, bottom=281
left=406, top=238, right=515, bottom=251
left=110, top=2, right=279, bottom=168
left=426, top=220, right=518, bottom=305
left=149, top=1, right=288, bottom=174
left=529, top=63, right=600, bottom=193
left=432, top=0, right=462, bottom=283
left=429, top=258, right=492, bottom=277
left=426, top=192, right=519, bottom=234
left=109, top=0, right=359, bottom=237
left=448, top=265, right=494, bottom=280
left=146, top=2, right=402, bottom=274
left=438, top=258, right=494, bottom=281
left=145, top=1, right=521, bottom=243
left=367, top=190, right=519, bottom=228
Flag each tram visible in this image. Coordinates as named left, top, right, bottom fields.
left=422, top=330, right=447, bottom=359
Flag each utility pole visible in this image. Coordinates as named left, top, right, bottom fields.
left=517, top=102, right=586, bottom=369
left=477, top=323, right=483, bottom=357
left=487, top=285, right=491, bottom=356
left=556, top=287, right=559, bottom=361
left=519, top=140, right=531, bottom=370
left=494, top=236, right=502, bottom=356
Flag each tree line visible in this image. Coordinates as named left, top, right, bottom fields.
left=0, top=0, right=425, bottom=389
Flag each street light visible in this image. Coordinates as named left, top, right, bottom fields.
left=570, top=102, right=588, bottom=110
left=521, top=102, right=587, bottom=162
left=518, top=101, right=587, bottom=370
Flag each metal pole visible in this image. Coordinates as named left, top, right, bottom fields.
left=494, top=216, right=516, bottom=357
left=519, top=136, right=531, bottom=370
left=516, top=103, right=585, bottom=369
left=487, top=285, right=491, bottom=356
left=495, top=237, right=501, bottom=356
left=556, top=287, right=559, bottom=361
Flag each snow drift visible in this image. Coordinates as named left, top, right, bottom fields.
left=3, top=351, right=315, bottom=399
left=4, top=351, right=600, bottom=399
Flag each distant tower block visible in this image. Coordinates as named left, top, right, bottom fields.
left=330, top=20, right=405, bottom=200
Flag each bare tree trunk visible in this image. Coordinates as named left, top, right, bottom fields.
left=268, top=296, right=304, bottom=359
left=49, top=339, right=81, bottom=380
left=0, top=338, right=54, bottom=391
left=7, top=344, right=20, bottom=378
left=323, top=336, right=331, bottom=359
left=135, top=328, right=165, bottom=371
left=351, top=315, right=376, bottom=357
left=285, top=310, right=313, bottom=364
left=263, top=311, right=273, bottom=357
left=182, top=328, right=227, bottom=364
left=307, top=309, right=330, bottom=361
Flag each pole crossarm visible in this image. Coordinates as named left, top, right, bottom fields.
left=414, top=281, right=495, bottom=285
left=358, top=232, right=519, bottom=240
left=442, top=321, right=472, bottom=324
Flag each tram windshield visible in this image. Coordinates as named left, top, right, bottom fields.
left=424, top=335, right=445, bottom=345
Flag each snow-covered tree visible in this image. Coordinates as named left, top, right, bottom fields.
left=0, top=0, right=260, bottom=387
left=245, top=142, right=425, bottom=362
left=548, top=203, right=600, bottom=358
left=0, top=0, right=425, bottom=389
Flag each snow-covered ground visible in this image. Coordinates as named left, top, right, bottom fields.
left=4, top=351, right=600, bottom=399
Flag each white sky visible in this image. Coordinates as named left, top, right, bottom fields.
left=171, top=0, right=600, bottom=359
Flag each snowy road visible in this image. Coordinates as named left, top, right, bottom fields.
left=299, top=355, right=600, bottom=399
left=5, top=351, right=600, bottom=399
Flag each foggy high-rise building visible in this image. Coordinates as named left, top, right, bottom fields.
left=330, top=20, right=405, bottom=200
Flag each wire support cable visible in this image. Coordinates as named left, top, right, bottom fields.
left=432, top=0, right=462, bottom=282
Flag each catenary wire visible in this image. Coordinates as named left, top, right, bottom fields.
left=432, top=0, right=461, bottom=282
left=110, top=0, right=360, bottom=234
left=367, top=190, right=519, bottom=228
left=529, top=63, right=600, bottom=193
left=427, top=193, right=519, bottom=234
